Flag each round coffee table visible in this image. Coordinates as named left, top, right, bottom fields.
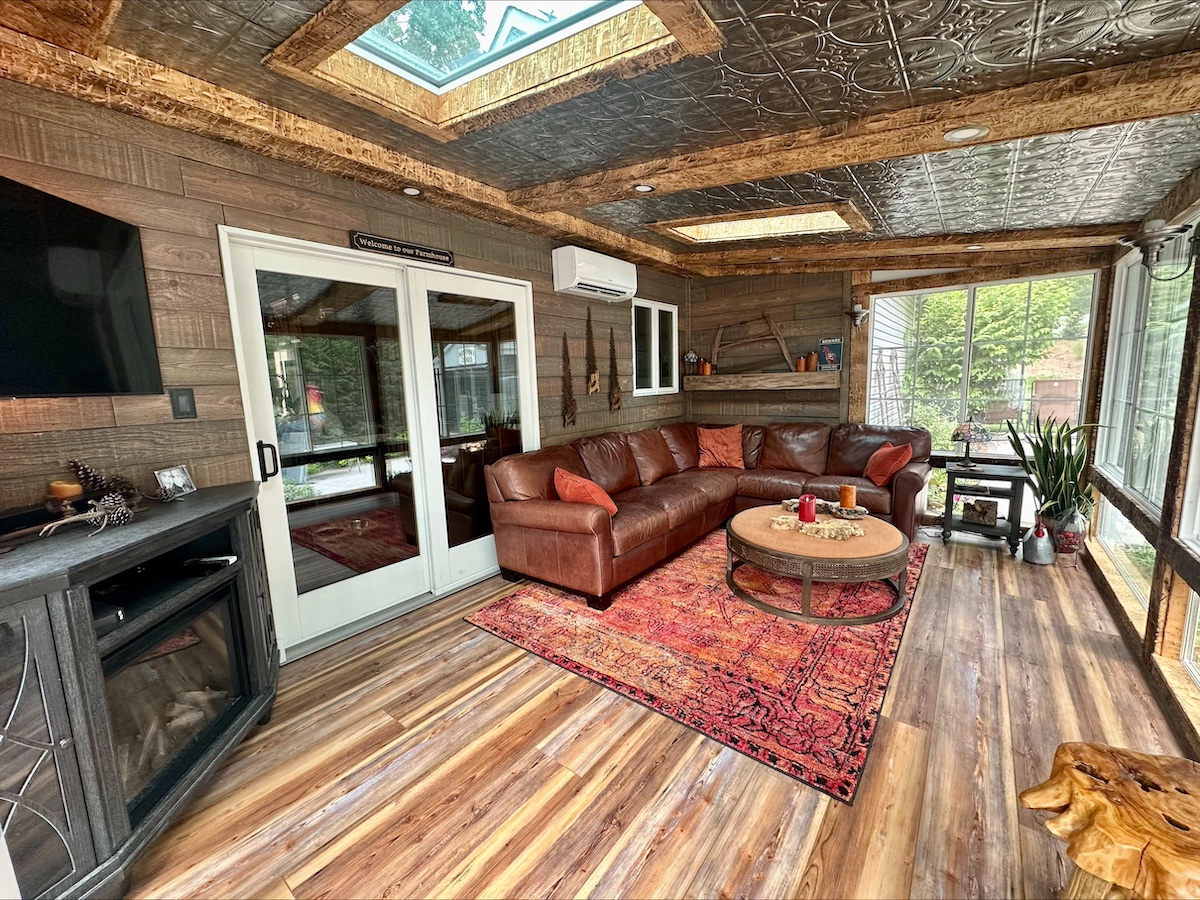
left=726, top=506, right=910, bottom=625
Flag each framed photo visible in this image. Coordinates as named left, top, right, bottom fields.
left=154, top=464, right=197, bottom=496
left=818, top=337, right=843, bottom=371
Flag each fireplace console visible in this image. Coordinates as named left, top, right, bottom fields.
left=0, top=483, right=277, bottom=898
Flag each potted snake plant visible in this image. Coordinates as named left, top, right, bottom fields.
left=1005, top=415, right=1095, bottom=550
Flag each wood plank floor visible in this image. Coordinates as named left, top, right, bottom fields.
left=128, top=533, right=1185, bottom=899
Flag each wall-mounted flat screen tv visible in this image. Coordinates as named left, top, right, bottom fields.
left=0, top=174, right=163, bottom=397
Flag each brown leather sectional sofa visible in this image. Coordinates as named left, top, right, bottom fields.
left=484, top=422, right=932, bottom=608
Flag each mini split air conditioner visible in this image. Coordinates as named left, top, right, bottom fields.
left=552, top=246, right=637, bottom=302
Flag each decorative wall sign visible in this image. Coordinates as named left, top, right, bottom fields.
left=350, top=231, right=453, bottom=266
left=585, top=307, right=599, bottom=395
left=608, top=327, right=622, bottom=412
left=561, top=333, right=577, bottom=427
left=818, top=337, right=843, bottom=371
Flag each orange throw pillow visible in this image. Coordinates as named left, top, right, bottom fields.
left=554, top=467, right=617, bottom=515
left=698, top=425, right=745, bottom=469
left=864, top=441, right=913, bottom=486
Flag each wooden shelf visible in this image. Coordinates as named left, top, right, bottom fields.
left=684, top=371, right=840, bottom=391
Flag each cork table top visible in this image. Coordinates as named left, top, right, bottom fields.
left=728, top=506, right=905, bottom=561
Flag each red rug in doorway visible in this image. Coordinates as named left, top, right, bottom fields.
left=467, top=530, right=927, bottom=802
left=289, top=506, right=418, bottom=574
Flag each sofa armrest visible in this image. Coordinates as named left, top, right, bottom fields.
left=890, top=461, right=931, bottom=541
left=489, top=499, right=611, bottom=537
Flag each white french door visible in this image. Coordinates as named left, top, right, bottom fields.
left=219, top=228, right=538, bottom=660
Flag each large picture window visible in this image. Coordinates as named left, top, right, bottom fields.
left=632, top=298, right=678, bottom=396
left=867, top=272, right=1096, bottom=454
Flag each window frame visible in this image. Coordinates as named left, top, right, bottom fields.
left=865, top=269, right=1100, bottom=458
left=631, top=297, right=679, bottom=397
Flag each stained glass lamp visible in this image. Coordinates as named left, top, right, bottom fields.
left=951, top=417, right=991, bottom=468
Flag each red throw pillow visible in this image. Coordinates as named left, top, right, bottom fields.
left=864, top=441, right=913, bottom=486
left=554, top=467, right=617, bottom=515
left=698, top=425, right=745, bottom=469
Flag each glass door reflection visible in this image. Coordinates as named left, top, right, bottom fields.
left=427, top=291, right=522, bottom=547
left=257, top=271, right=420, bottom=593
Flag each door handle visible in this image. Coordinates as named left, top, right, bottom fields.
left=256, top=440, right=280, bottom=482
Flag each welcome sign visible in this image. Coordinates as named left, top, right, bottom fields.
left=350, top=231, right=454, bottom=266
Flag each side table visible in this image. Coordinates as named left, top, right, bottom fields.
left=941, top=462, right=1028, bottom=554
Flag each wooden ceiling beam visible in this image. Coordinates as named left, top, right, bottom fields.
left=263, top=0, right=407, bottom=73
left=0, top=28, right=688, bottom=275
left=508, top=50, right=1200, bottom=212
left=691, top=248, right=1100, bottom=277
left=676, top=225, right=1133, bottom=265
left=641, top=0, right=724, bottom=56
left=0, top=0, right=122, bottom=56
left=850, top=250, right=1113, bottom=302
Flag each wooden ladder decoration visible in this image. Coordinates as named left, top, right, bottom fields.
left=710, top=313, right=792, bottom=370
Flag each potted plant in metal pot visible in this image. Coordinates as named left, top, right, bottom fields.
left=1005, top=416, right=1095, bottom=552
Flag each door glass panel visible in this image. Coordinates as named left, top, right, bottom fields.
left=428, top=291, right=522, bottom=547
left=256, top=271, right=420, bottom=594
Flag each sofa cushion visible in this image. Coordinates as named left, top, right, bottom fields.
left=698, top=425, right=744, bottom=469
left=610, top=502, right=671, bottom=556
left=572, top=432, right=640, bottom=495
left=488, top=445, right=587, bottom=501
left=759, top=423, right=831, bottom=475
left=735, top=469, right=813, bottom=500
left=615, top=481, right=711, bottom=529
left=864, top=442, right=914, bottom=486
left=827, top=424, right=931, bottom=476
left=554, top=467, right=617, bottom=515
left=659, top=422, right=700, bottom=471
left=626, top=429, right=677, bottom=485
left=805, top=475, right=892, bottom=515
left=660, top=470, right=739, bottom=504
left=742, top=424, right=767, bottom=469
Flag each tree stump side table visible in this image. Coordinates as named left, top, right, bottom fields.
left=1019, top=742, right=1200, bottom=899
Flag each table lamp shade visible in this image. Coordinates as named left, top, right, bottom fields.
left=951, top=418, right=990, bottom=468
left=951, top=420, right=991, bottom=444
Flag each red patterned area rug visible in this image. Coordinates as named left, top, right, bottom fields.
left=468, top=530, right=928, bottom=802
left=289, top=506, right=418, bottom=574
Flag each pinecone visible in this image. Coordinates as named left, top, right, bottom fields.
left=96, top=492, right=127, bottom=512
left=105, top=506, right=133, bottom=527
left=154, top=485, right=182, bottom=503
left=69, top=460, right=108, bottom=493
left=105, top=475, right=142, bottom=504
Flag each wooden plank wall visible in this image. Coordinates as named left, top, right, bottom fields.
left=0, top=78, right=686, bottom=511
left=685, top=271, right=849, bottom=425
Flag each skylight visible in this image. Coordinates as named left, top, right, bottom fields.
left=349, top=0, right=641, bottom=94
left=670, top=211, right=854, bottom=244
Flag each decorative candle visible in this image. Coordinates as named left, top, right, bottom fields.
left=48, top=480, right=83, bottom=500
left=840, top=484, right=857, bottom=509
left=798, top=493, right=817, bottom=523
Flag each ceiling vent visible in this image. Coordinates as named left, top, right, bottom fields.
left=552, top=246, right=637, bottom=302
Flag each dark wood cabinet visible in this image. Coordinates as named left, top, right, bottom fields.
left=0, top=597, right=96, bottom=898
left=0, top=484, right=278, bottom=899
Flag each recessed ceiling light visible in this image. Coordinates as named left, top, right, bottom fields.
left=769, top=256, right=784, bottom=261
left=965, top=244, right=985, bottom=251
left=943, top=125, right=991, bottom=143
left=402, top=186, right=422, bottom=196
left=633, top=184, right=655, bottom=193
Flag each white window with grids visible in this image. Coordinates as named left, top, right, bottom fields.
left=867, top=272, right=1096, bottom=454
left=632, top=298, right=678, bottom=396
left=1098, top=221, right=1195, bottom=514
